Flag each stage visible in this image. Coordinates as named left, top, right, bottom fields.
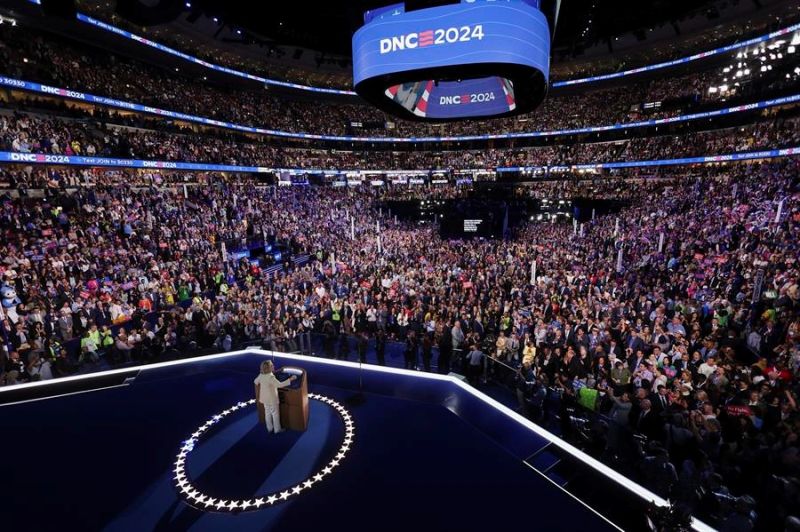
left=1, top=351, right=642, bottom=531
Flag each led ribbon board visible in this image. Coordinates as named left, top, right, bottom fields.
left=353, top=0, right=550, bottom=121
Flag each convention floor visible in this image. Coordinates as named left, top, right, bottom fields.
left=2, top=357, right=618, bottom=531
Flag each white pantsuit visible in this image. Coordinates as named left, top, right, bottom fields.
left=254, top=372, right=292, bottom=433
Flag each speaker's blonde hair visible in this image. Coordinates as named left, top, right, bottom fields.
left=260, top=360, right=274, bottom=374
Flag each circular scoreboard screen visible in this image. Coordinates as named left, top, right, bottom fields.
left=353, top=0, right=551, bottom=121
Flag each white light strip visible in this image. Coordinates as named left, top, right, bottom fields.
left=0, top=383, right=129, bottom=407
left=521, top=461, right=623, bottom=532
left=173, top=394, right=354, bottom=511
left=1, top=349, right=713, bottom=530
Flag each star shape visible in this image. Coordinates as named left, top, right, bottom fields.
left=254, top=498, right=266, bottom=507
left=228, top=500, right=239, bottom=510
left=280, top=491, right=291, bottom=501
left=303, top=480, right=314, bottom=489
left=291, top=486, right=302, bottom=495
left=266, top=495, right=278, bottom=505
left=313, top=473, right=324, bottom=482
left=322, top=467, right=332, bottom=475
left=204, top=498, right=217, bottom=508
left=216, top=500, right=229, bottom=510
left=195, top=494, right=207, bottom=504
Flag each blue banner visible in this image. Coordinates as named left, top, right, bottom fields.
left=496, top=147, right=800, bottom=173
left=3, top=75, right=796, bottom=144
left=0, top=147, right=797, bottom=174
left=0, top=151, right=271, bottom=173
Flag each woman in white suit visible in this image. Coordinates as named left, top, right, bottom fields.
left=254, top=360, right=296, bottom=433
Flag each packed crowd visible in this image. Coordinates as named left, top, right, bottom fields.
left=1, top=110, right=798, bottom=171
left=2, top=24, right=798, bottom=139
left=1, top=158, right=798, bottom=528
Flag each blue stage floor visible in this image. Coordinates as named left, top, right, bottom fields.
left=1, top=355, right=618, bottom=532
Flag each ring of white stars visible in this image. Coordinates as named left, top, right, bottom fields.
left=173, top=393, right=355, bottom=512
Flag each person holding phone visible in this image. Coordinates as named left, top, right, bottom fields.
left=254, top=360, right=296, bottom=433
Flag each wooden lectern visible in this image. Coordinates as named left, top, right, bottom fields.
left=278, top=367, right=309, bottom=431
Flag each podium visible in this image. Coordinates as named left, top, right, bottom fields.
left=277, top=367, right=309, bottom=431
